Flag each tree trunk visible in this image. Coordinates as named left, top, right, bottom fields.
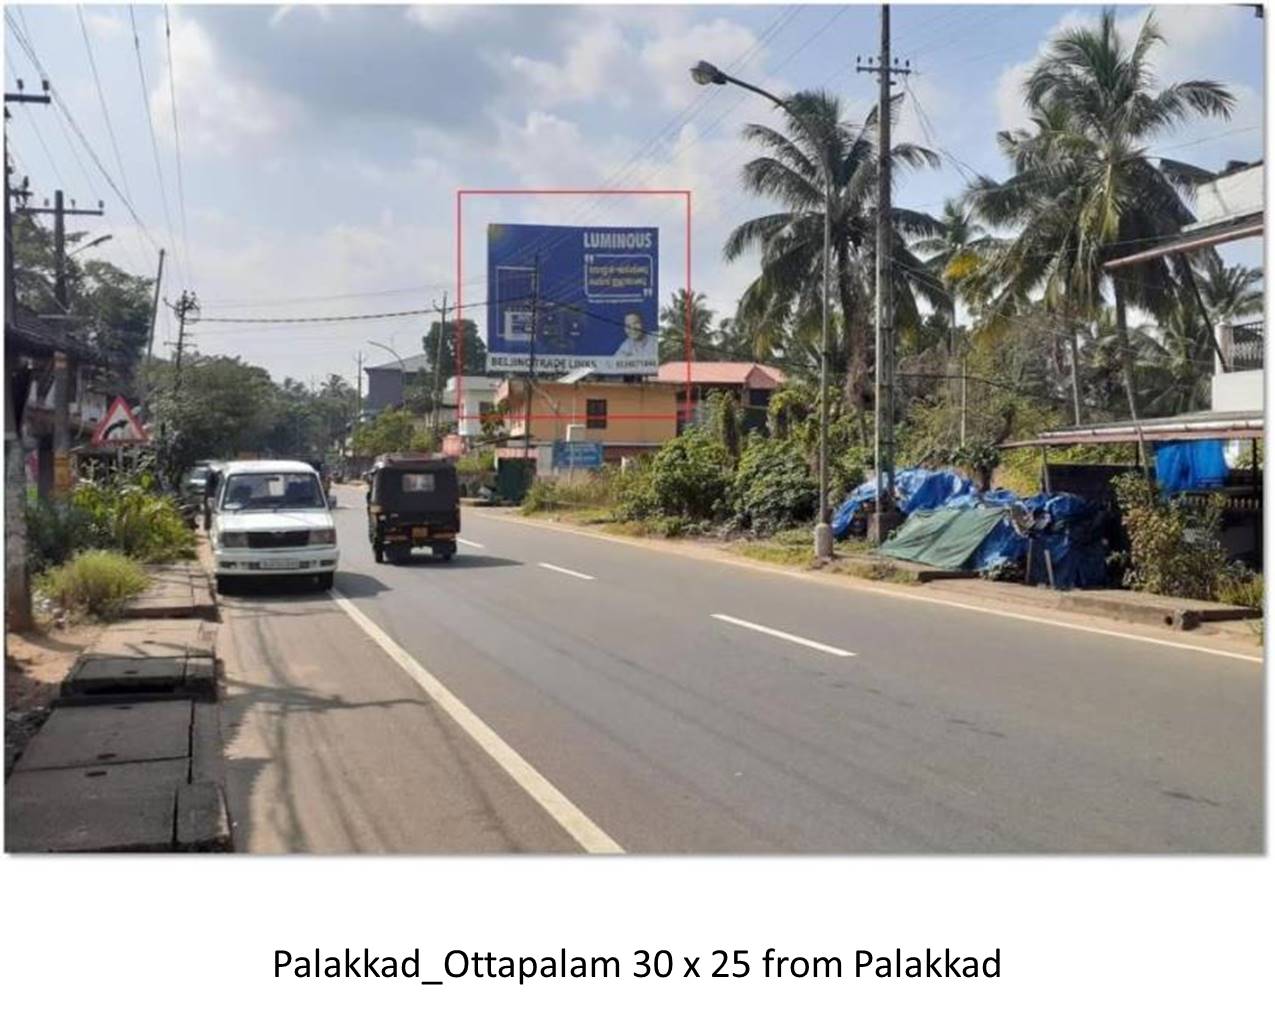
left=1068, top=325, right=1083, bottom=426
left=1113, top=282, right=1139, bottom=422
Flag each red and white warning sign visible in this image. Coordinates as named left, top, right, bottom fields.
left=91, top=396, right=149, bottom=446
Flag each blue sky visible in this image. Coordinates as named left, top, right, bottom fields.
left=3, top=3, right=1265, bottom=387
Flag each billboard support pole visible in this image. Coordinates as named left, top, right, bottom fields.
left=522, top=253, right=540, bottom=470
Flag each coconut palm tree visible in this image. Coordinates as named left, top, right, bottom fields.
left=967, top=8, right=1234, bottom=420
left=724, top=89, right=947, bottom=415
left=658, top=288, right=715, bottom=362
left=1197, top=258, right=1263, bottom=322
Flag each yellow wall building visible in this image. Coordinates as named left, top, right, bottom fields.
left=496, top=379, right=679, bottom=460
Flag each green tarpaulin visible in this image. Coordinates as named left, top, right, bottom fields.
left=877, top=507, right=1009, bottom=571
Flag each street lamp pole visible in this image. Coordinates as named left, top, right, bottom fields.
left=691, top=61, right=834, bottom=560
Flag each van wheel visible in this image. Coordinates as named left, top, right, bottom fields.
left=316, top=572, right=334, bottom=591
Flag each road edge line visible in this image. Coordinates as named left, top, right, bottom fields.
left=329, top=590, right=624, bottom=854
left=479, top=512, right=1263, bottom=665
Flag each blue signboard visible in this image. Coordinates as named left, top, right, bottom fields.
left=487, top=223, right=659, bottom=375
left=552, top=441, right=604, bottom=470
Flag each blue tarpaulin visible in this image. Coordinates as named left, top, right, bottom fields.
left=1154, top=440, right=1228, bottom=493
left=830, top=469, right=1107, bottom=588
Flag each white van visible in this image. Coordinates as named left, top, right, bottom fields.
left=210, top=460, right=338, bottom=593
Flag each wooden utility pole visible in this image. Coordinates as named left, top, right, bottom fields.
left=858, top=4, right=911, bottom=540
left=4, top=80, right=48, bottom=630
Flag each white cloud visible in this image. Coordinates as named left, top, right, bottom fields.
left=150, top=13, right=302, bottom=157
left=83, top=10, right=126, bottom=39
left=639, top=17, right=770, bottom=110
left=405, top=5, right=485, bottom=33
left=507, top=21, right=634, bottom=109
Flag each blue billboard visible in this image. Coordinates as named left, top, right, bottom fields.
left=487, top=223, right=659, bottom=375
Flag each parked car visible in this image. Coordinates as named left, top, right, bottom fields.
left=178, top=461, right=215, bottom=527
left=209, top=459, right=338, bottom=593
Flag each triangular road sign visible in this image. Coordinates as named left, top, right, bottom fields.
left=91, top=397, right=148, bottom=446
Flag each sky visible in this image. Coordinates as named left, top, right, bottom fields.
left=3, top=2, right=1265, bottom=389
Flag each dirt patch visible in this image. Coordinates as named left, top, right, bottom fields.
left=5, top=622, right=101, bottom=777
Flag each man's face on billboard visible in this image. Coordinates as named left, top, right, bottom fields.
left=625, top=313, right=644, bottom=343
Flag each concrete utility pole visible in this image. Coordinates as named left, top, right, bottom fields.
left=24, top=188, right=104, bottom=496
left=431, top=292, right=449, bottom=438
left=522, top=254, right=540, bottom=468
left=167, top=290, right=199, bottom=396
left=354, top=351, right=363, bottom=429
left=858, top=4, right=911, bottom=543
left=4, top=79, right=49, bottom=630
left=141, top=247, right=165, bottom=412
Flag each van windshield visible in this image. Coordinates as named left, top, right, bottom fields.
left=221, top=472, right=325, bottom=512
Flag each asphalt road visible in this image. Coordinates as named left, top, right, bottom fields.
left=218, top=488, right=1263, bottom=854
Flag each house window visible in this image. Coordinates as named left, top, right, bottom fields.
left=586, top=398, right=607, bottom=430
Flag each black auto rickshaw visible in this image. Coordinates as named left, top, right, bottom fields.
left=366, top=453, right=460, bottom=564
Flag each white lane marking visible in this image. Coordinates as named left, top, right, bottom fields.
left=456, top=538, right=484, bottom=549
left=712, top=613, right=855, bottom=658
left=329, top=591, right=623, bottom=854
left=481, top=513, right=1262, bottom=665
left=538, top=562, right=595, bottom=581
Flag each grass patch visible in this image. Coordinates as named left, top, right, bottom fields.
left=36, top=550, right=150, bottom=620
left=731, top=541, right=815, bottom=567
left=829, top=555, right=918, bottom=584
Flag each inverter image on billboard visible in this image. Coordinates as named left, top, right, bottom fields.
left=486, top=223, right=659, bottom=375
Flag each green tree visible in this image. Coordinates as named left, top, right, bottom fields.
left=725, top=89, right=947, bottom=410
left=658, top=288, right=715, bottom=362
left=11, top=214, right=154, bottom=385
left=967, top=8, right=1234, bottom=419
left=350, top=407, right=432, bottom=457
left=1197, top=258, right=1262, bottom=322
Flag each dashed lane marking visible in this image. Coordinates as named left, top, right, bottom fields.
left=711, top=613, right=856, bottom=658
left=538, top=562, right=596, bottom=581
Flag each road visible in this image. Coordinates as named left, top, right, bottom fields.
left=217, top=487, right=1263, bottom=854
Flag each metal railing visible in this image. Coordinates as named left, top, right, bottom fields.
left=1218, top=320, right=1264, bottom=372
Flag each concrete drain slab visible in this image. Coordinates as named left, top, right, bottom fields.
left=4, top=759, right=189, bottom=852
left=15, top=701, right=193, bottom=773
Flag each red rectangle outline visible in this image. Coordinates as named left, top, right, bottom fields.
left=455, top=189, right=692, bottom=432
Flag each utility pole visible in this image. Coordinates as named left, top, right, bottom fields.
left=858, top=4, right=911, bottom=543
left=354, top=351, right=363, bottom=430
left=23, top=188, right=104, bottom=497
left=141, top=247, right=165, bottom=413
left=522, top=255, right=540, bottom=472
left=430, top=292, right=449, bottom=438
left=4, top=78, right=49, bottom=630
left=167, top=290, right=199, bottom=395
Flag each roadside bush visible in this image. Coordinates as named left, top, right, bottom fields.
left=1112, top=474, right=1227, bottom=600
left=36, top=550, right=150, bottom=619
left=25, top=499, right=96, bottom=573
left=71, top=478, right=196, bottom=563
left=521, top=474, right=615, bottom=514
left=732, top=437, right=816, bottom=536
left=642, top=428, right=732, bottom=521
left=1217, top=564, right=1264, bottom=612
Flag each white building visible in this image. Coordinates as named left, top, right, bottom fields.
left=442, top=375, right=502, bottom=438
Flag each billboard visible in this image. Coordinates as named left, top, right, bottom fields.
left=486, top=223, right=659, bottom=375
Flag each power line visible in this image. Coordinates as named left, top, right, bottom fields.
left=126, top=4, right=181, bottom=279
left=163, top=4, right=193, bottom=286
left=77, top=4, right=133, bottom=205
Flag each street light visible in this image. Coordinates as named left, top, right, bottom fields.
left=367, top=340, right=408, bottom=409
left=67, top=233, right=112, bottom=258
left=690, top=60, right=834, bottom=561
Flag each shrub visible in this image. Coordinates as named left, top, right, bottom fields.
left=643, top=429, right=732, bottom=521
left=25, top=499, right=96, bottom=573
left=1112, top=474, right=1227, bottom=600
left=732, top=437, right=817, bottom=535
left=1217, top=564, right=1263, bottom=611
left=70, top=478, right=196, bottom=563
left=37, top=550, right=150, bottom=619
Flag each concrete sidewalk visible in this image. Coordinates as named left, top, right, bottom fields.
left=5, top=564, right=230, bottom=853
